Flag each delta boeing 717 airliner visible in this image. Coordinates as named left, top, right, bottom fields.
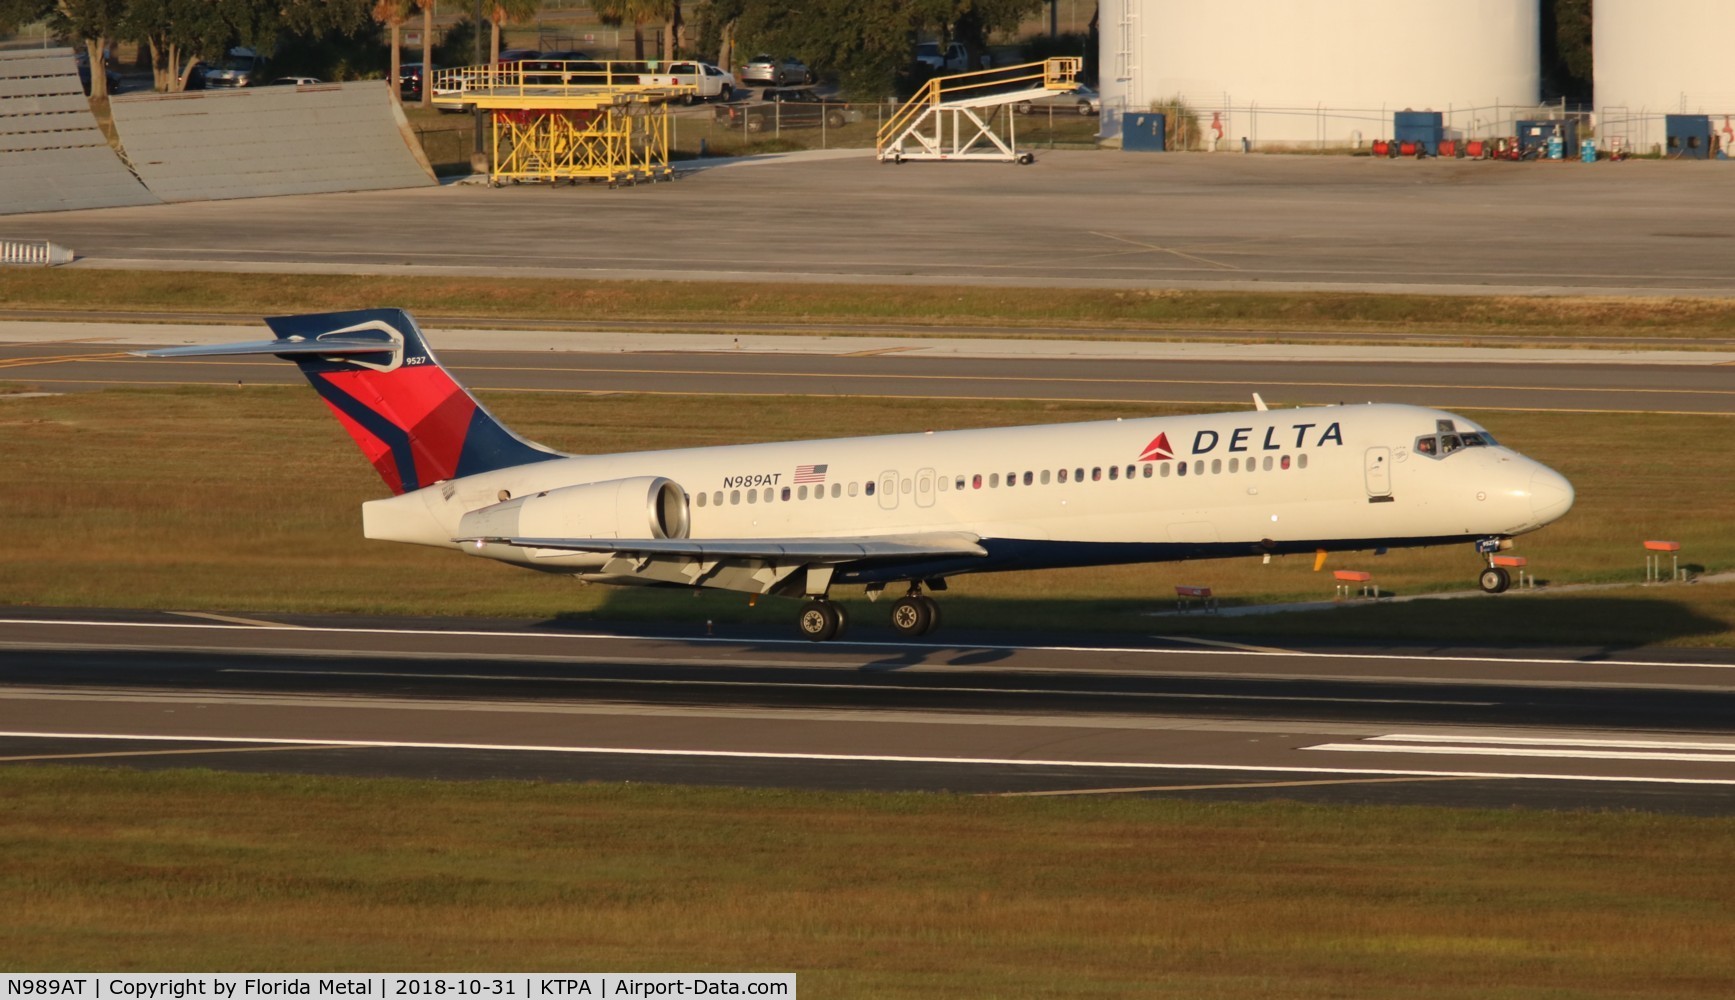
left=139, top=309, right=1575, bottom=641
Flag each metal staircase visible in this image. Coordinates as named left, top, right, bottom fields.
left=877, top=57, right=1082, bottom=164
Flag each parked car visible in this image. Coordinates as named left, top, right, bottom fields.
left=714, top=87, right=859, bottom=132
left=73, top=51, right=122, bottom=95
left=740, top=54, right=812, bottom=86
left=269, top=76, right=323, bottom=87
left=399, top=63, right=436, bottom=100
left=915, top=41, right=990, bottom=72
left=1013, top=83, right=1100, bottom=117
left=204, top=47, right=268, bottom=88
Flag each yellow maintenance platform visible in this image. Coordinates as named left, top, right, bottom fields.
left=430, top=61, right=696, bottom=186
left=878, top=58, right=1082, bottom=164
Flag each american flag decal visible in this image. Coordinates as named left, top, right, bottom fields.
left=794, top=463, right=829, bottom=483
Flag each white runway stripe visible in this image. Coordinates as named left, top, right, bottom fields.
left=8, top=730, right=1735, bottom=785
left=1368, top=733, right=1735, bottom=751
left=1308, top=742, right=1735, bottom=764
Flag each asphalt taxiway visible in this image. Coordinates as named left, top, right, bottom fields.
left=3, top=325, right=1732, bottom=414
left=6, top=152, right=1735, bottom=297
left=6, top=610, right=1735, bottom=813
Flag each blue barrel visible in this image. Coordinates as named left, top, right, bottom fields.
left=1123, top=112, right=1166, bottom=152
left=1579, top=139, right=1597, bottom=163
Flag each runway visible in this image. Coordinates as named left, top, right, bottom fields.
left=4, top=335, right=1733, bottom=414
left=6, top=610, right=1735, bottom=813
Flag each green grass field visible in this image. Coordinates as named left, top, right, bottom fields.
left=6, top=270, right=1735, bottom=348
left=2, top=386, right=1731, bottom=645
left=6, top=766, right=1735, bottom=997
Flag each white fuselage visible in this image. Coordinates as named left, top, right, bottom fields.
left=361, top=402, right=1573, bottom=590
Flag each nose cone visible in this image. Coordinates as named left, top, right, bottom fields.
left=1529, top=466, right=1575, bottom=524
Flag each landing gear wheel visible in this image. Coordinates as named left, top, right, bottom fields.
left=798, top=600, right=844, bottom=641
left=1479, top=566, right=1511, bottom=594
left=1016, top=152, right=1035, bottom=165
left=916, top=595, right=941, bottom=636
left=890, top=596, right=933, bottom=637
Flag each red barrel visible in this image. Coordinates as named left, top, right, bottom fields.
left=1438, top=139, right=1457, bottom=157
left=1398, top=141, right=1418, bottom=156
left=1466, top=139, right=1485, bottom=158
left=1372, top=139, right=1390, bottom=156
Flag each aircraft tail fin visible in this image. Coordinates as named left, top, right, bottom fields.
left=137, top=309, right=560, bottom=494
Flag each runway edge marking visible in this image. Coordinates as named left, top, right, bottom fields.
left=7, top=730, right=1735, bottom=785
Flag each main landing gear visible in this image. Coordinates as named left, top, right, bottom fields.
left=890, top=591, right=941, bottom=638
left=795, top=586, right=943, bottom=641
left=797, top=599, right=849, bottom=642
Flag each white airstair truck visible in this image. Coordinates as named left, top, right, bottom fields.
left=877, top=57, right=1082, bottom=164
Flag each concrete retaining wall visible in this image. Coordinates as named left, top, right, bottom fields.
left=110, top=81, right=436, bottom=202
left=0, top=48, right=159, bottom=215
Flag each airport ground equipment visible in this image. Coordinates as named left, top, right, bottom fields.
left=430, top=61, right=694, bottom=186
left=877, top=58, right=1081, bottom=164
left=1645, top=540, right=1683, bottom=582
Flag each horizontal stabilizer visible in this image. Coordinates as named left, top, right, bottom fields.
left=132, top=338, right=399, bottom=359
left=459, top=533, right=988, bottom=562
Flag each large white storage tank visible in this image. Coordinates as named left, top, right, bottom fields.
left=1596, top=0, right=1735, bottom=149
left=1099, top=0, right=1539, bottom=147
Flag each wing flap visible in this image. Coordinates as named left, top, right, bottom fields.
left=459, top=532, right=987, bottom=561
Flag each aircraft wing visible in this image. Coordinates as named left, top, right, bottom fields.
left=459, top=532, right=987, bottom=562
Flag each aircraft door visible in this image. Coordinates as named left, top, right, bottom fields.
left=915, top=468, right=935, bottom=508
left=878, top=470, right=899, bottom=510
left=1364, top=446, right=1392, bottom=499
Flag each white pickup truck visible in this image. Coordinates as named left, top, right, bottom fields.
left=638, top=61, right=737, bottom=103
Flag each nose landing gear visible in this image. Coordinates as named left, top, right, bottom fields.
left=1478, top=565, right=1512, bottom=594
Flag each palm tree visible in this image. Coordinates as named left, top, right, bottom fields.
left=417, top=0, right=435, bottom=108
left=593, top=0, right=674, bottom=61
left=490, top=0, right=541, bottom=66
left=373, top=0, right=413, bottom=102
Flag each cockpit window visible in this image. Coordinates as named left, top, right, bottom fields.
left=1415, top=429, right=1497, bottom=459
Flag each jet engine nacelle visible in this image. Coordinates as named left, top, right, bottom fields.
left=458, top=476, right=690, bottom=543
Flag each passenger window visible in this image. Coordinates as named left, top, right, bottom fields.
left=1040, top=470, right=1051, bottom=485
left=1092, top=467, right=1102, bottom=481
left=730, top=489, right=740, bottom=505
left=1143, top=464, right=1152, bottom=478
left=955, top=476, right=966, bottom=490
left=1023, top=471, right=1033, bottom=486
left=1298, top=454, right=1308, bottom=469
left=747, top=490, right=757, bottom=504
left=1160, top=463, right=1171, bottom=478
left=990, top=473, right=1000, bottom=488
left=1281, top=455, right=1291, bottom=470
left=1126, top=465, right=1135, bottom=479
left=1108, top=466, right=1119, bottom=481
left=846, top=483, right=855, bottom=497
left=1005, top=472, right=1016, bottom=488
left=1262, top=456, right=1273, bottom=471
left=781, top=487, right=791, bottom=501
left=832, top=483, right=842, bottom=498
left=696, top=493, right=707, bottom=508
left=1229, top=458, right=1239, bottom=473
left=714, top=491, right=723, bottom=506
left=1074, top=468, right=1084, bottom=482
left=1058, top=468, right=1068, bottom=483
left=1193, top=460, right=1204, bottom=476
left=1211, top=459, right=1221, bottom=474
left=1177, top=462, right=1187, bottom=477
left=939, top=478, right=949, bottom=492
left=972, top=474, right=982, bottom=489
left=901, top=478, right=912, bottom=494
left=797, top=485, right=807, bottom=500
left=865, top=481, right=876, bottom=496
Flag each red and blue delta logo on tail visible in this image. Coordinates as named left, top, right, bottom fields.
left=266, top=309, right=559, bottom=494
